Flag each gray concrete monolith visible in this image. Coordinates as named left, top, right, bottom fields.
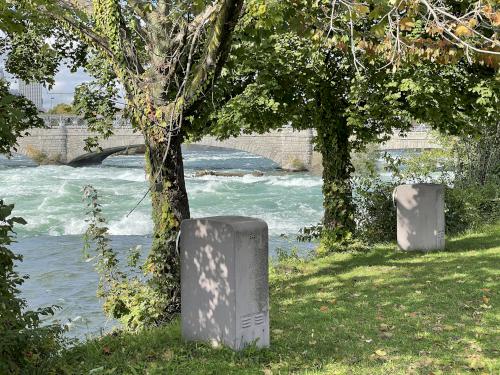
left=180, top=216, right=269, bottom=350
left=393, top=184, right=445, bottom=251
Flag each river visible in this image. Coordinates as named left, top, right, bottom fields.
left=0, top=146, right=323, bottom=339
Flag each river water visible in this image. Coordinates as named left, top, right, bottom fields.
left=0, top=146, right=323, bottom=339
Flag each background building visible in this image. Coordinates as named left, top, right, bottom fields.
left=18, top=79, right=44, bottom=111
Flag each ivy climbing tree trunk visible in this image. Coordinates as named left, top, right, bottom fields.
left=145, top=131, right=190, bottom=318
left=315, top=118, right=356, bottom=251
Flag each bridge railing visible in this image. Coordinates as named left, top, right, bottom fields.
left=40, top=114, right=133, bottom=128
left=39, top=114, right=430, bottom=133
left=411, top=124, right=429, bottom=132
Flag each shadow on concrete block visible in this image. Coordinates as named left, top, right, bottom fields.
left=394, top=183, right=445, bottom=251
left=180, top=216, right=269, bottom=350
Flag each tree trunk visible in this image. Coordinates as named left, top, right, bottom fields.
left=315, top=119, right=356, bottom=250
left=145, top=132, right=190, bottom=320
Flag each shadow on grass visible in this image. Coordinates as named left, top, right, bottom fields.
left=445, top=227, right=500, bottom=252
left=52, top=225, right=500, bottom=375
left=268, top=227, right=499, bottom=372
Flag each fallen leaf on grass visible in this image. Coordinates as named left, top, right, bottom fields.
left=370, top=350, right=388, bottom=361
left=379, top=323, right=390, bottom=331
left=319, top=305, right=329, bottom=312
left=467, top=355, right=486, bottom=370
left=415, top=332, right=428, bottom=340
left=468, top=342, right=482, bottom=352
left=380, top=331, right=393, bottom=339
left=408, top=312, right=418, bottom=318
left=482, top=296, right=490, bottom=305
left=416, top=357, right=434, bottom=367
left=163, top=350, right=173, bottom=361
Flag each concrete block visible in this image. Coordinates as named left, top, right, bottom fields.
left=180, top=216, right=269, bottom=350
left=394, top=184, right=445, bottom=251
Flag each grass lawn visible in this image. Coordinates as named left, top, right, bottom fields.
left=50, top=224, right=499, bottom=374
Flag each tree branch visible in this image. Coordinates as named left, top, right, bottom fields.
left=38, top=1, right=116, bottom=60
left=184, top=0, right=244, bottom=108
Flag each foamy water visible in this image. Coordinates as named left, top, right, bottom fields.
left=1, top=146, right=323, bottom=338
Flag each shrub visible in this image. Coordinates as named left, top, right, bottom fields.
left=353, top=177, right=397, bottom=243
left=287, top=157, right=307, bottom=171
left=83, top=186, right=168, bottom=331
left=25, top=145, right=62, bottom=165
left=0, top=200, right=65, bottom=374
left=445, top=182, right=500, bottom=235
left=352, top=174, right=500, bottom=244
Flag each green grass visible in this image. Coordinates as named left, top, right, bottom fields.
left=50, top=224, right=500, bottom=374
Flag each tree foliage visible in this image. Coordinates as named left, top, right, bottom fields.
left=0, top=79, right=43, bottom=155
left=47, top=103, right=76, bottom=114
left=0, top=200, right=64, bottom=373
left=192, top=0, right=499, bottom=249
left=0, top=8, right=67, bottom=373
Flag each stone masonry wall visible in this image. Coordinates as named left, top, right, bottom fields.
left=12, top=115, right=438, bottom=171
left=16, top=126, right=69, bottom=163
left=196, top=128, right=314, bottom=171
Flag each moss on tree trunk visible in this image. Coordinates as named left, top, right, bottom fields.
left=145, top=133, right=190, bottom=319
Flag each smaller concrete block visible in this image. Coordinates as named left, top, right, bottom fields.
left=180, top=216, right=269, bottom=350
left=394, top=184, right=445, bottom=251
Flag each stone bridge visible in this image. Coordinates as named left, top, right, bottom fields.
left=13, top=115, right=439, bottom=171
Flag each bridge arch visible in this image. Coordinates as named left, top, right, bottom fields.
left=183, top=144, right=283, bottom=171
left=192, top=130, right=315, bottom=171
left=193, top=141, right=282, bottom=166
left=68, top=144, right=145, bottom=167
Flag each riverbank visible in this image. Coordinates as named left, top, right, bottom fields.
left=48, top=223, right=499, bottom=374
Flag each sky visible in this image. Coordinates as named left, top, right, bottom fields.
left=42, top=67, right=91, bottom=110
left=1, top=61, right=92, bottom=111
